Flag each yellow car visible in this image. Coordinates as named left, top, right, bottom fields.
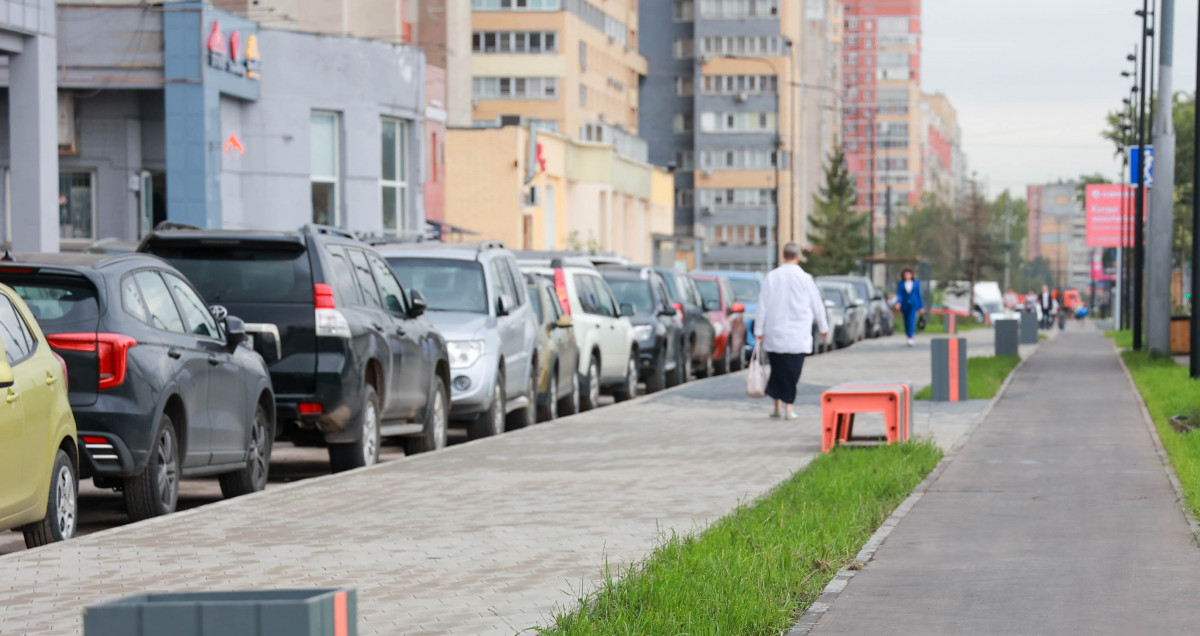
left=0, top=282, right=78, bottom=547
left=526, top=275, right=580, bottom=421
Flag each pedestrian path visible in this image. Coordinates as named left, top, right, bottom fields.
left=807, top=331, right=1200, bottom=635
left=0, top=329, right=1000, bottom=635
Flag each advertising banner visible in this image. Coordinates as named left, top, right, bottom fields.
left=1085, top=184, right=1134, bottom=247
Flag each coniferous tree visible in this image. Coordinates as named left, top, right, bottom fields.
left=807, top=145, right=868, bottom=276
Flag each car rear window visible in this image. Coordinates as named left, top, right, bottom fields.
left=696, top=279, right=721, bottom=306
left=658, top=271, right=680, bottom=301
left=605, top=279, right=655, bottom=316
left=387, top=258, right=487, bottom=314
left=147, top=246, right=312, bottom=304
left=730, top=279, right=760, bottom=302
left=7, top=278, right=100, bottom=333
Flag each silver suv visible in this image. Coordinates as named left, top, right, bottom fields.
left=380, top=242, right=540, bottom=440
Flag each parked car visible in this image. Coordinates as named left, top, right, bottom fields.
left=818, top=281, right=866, bottom=348
left=819, top=275, right=893, bottom=337
left=381, top=242, right=541, bottom=439
left=599, top=266, right=684, bottom=393
left=0, top=254, right=273, bottom=520
left=0, top=283, right=79, bottom=548
left=690, top=273, right=747, bottom=376
left=693, top=270, right=760, bottom=357
left=140, top=224, right=449, bottom=471
left=526, top=275, right=581, bottom=421
left=653, top=266, right=715, bottom=381
left=517, top=254, right=638, bottom=409
left=813, top=285, right=837, bottom=354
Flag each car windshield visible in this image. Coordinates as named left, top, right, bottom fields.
left=387, top=258, right=487, bottom=314
left=696, top=279, right=721, bottom=306
left=605, top=279, right=655, bottom=316
left=849, top=282, right=870, bottom=300
left=822, top=287, right=847, bottom=307
left=6, top=278, right=100, bottom=332
left=730, top=279, right=760, bottom=302
left=148, top=246, right=312, bottom=304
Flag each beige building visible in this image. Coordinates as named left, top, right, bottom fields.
left=444, top=125, right=673, bottom=263
left=920, top=92, right=963, bottom=206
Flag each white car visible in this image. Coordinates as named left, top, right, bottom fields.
left=518, top=255, right=638, bottom=411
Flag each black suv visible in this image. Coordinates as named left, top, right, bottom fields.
left=0, top=254, right=274, bottom=520
left=599, top=267, right=684, bottom=392
left=141, top=225, right=450, bottom=472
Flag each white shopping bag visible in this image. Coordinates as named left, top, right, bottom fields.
left=745, top=348, right=769, bottom=398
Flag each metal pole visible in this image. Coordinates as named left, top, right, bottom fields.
left=1147, top=0, right=1174, bottom=355
left=868, top=109, right=876, bottom=257
left=1134, top=0, right=1150, bottom=350
left=1004, top=193, right=1012, bottom=292
left=1192, top=1, right=1200, bottom=377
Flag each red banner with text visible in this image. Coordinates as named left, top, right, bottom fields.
left=1085, top=184, right=1134, bottom=247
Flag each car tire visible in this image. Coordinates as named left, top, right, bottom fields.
left=612, top=353, right=638, bottom=402
left=696, top=348, right=715, bottom=378
left=645, top=349, right=666, bottom=393
left=124, top=416, right=180, bottom=521
left=405, top=376, right=449, bottom=454
left=666, top=341, right=686, bottom=388
left=538, top=368, right=559, bottom=422
left=559, top=369, right=581, bottom=416
left=469, top=372, right=506, bottom=439
left=715, top=340, right=731, bottom=376
left=23, top=449, right=77, bottom=548
left=679, top=346, right=693, bottom=384
left=329, top=384, right=381, bottom=473
left=219, top=404, right=273, bottom=498
left=508, top=366, right=537, bottom=430
left=730, top=342, right=745, bottom=372
left=579, top=355, right=601, bottom=412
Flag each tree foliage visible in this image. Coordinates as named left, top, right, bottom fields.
left=806, top=146, right=867, bottom=276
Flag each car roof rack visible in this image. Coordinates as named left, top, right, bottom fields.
left=477, top=240, right=505, bottom=253
left=153, top=221, right=201, bottom=232
left=302, top=224, right=357, bottom=240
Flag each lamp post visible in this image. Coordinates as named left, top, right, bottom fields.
left=1192, top=1, right=1200, bottom=377
left=1133, top=0, right=1152, bottom=350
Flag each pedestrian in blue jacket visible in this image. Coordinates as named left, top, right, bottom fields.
left=894, top=268, right=924, bottom=346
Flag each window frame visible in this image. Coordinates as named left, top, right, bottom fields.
left=0, top=294, right=36, bottom=366
left=380, top=117, right=410, bottom=234
left=310, top=110, right=341, bottom=227
left=162, top=271, right=222, bottom=341
left=130, top=269, right=188, bottom=335
left=58, top=170, right=98, bottom=244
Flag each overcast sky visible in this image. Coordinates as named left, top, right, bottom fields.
left=922, top=0, right=1198, bottom=198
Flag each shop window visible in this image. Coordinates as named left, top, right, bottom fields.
left=381, top=118, right=411, bottom=234
left=310, top=111, right=340, bottom=226
left=58, top=171, right=94, bottom=240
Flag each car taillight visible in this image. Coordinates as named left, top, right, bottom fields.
left=554, top=269, right=571, bottom=315
left=298, top=402, right=324, bottom=415
left=47, top=333, right=137, bottom=390
left=313, top=283, right=351, bottom=338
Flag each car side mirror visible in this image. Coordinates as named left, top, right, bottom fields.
left=873, top=291, right=884, bottom=301
left=730, top=301, right=746, bottom=314
left=619, top=302, right=636, bottom=317
left=409, top=290, right=427, bottom=318
left=555, top=315, right=573, bottom=329
left=224, top=315, right=247, bottom=351
left=705, top=299, right=721, bottom=312
left=659, top=305, right=678, bottom=317
left=497, top=294, right=513, bottom=316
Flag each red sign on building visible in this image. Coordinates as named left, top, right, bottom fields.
left=1084, top=184, right=1134, bottom=247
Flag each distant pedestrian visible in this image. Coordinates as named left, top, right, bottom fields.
left=1004, top=287, right=1019, bottom=312
left=895, top=268, right=924, bottom=347
left=754, top=242, right=829, bottom=421
left=1038, top=285, right=1056, bottom=329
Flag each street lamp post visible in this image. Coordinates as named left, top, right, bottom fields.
left=1134, top=1, right=1152, bottom=350
left=1192, top=2, right=1200, bottom=377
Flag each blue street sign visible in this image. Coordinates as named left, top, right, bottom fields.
left=1130, top=145, right=1154, bottom=187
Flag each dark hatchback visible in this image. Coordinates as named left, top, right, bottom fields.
left=0, top=254, right=274, bottom=520
left=653, top=266, right=714, bottom=381
left=141, top=225, right=450, bottom=472
left=600, top=267, right=683, bottom=393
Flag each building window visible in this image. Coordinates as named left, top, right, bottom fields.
left=674, top=75, right=694, bottom=96
left=473, top=77, right=560, bottom=100
left=700, top=74, right=777, bottom=95
left=674, top=150, right=695, bottom=170
left=699, top=35, right=783, bottom=57
left=472, top=30, right=558, bottom=53
left=579, top=41, right=587, bottom=70
left=673, top=0, right=694, bottom=21
left=673, top=38, right=694, bottom=59
left=673, top=113, right=693, bottom=133
left=697, top=0, right=778, bottom=18
left=472, top=0, right=562, bottom=10
left=580, top=84, right=587, bottom=107
left=699, top=149, right=779, bottom=170
left=310, top=112, right=340, bottom=226
left=697, top=188, right=775, bottom=209
left=676, top=188, right=695, bottom=208
left=381, top=118, right=410, bottom=233
left=699, top=111, right=777, bottom=133
left=58, top=171, right=94, bottom=240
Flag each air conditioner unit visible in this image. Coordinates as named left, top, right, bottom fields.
left=701, top=206, right=714, bottom=216
left=702, top=169, right=714, bottom=178
left=734, top=91, right=749, bottom=103
left=698, top=54, right=711, bottom=64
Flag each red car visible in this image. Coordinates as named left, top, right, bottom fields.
left=690, top=273, right=747, bottom=376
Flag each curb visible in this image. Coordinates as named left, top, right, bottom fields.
left=785, top=339, right=1039, bottom=635
left=1113, top=346, right=1200, bottom=547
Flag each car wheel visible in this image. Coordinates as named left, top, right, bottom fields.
left=559, top=369, right=581, bottom=416
left=579, top=356, right=601, bottom=412
left=219, top=404, right=273, bottom=498
left=124, top=417, right=180, bottom=521
left=329, top=384, right=381, bottom=473
left=23, top=449, right=77, bottom=548
left=730, top=342, right=745, bottom=372
left=405, top=376, right=449, bottom=454
left=666, top=342, right=685, bottom=388
left=469, top=372, right=506, bottom=439
left=645, top=349, right=666, bottom=393
left=680, top=347, right=693, bottom=383
left=508, top=366, right=537, bottom=430
left=715, top=340, right=731, bottom=376
left=538, top=370, right=558, bottom=422
left=612, top=354, right=638, bottom=402
left=696, top=348, right=715, bottom=378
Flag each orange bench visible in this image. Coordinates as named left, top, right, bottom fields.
left=820, top=383, right=911, bottom=453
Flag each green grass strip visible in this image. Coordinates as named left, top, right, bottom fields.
left=922, top=316, right=989, bottom=334
left=915, top=355, right=1020, bottom=400
left=541, top=441, right=943, bottom=636
left=1119, top=349, right=1200, bottom=521
left=1105, top=328, right=1133, bottom=350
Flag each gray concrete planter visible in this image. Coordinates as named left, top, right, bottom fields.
left=84, top=588, right=356, bottom=636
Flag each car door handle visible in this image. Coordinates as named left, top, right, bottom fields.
left=45, top=372, right=56, bottom=386
left=208, top=355, right=221, bottom=366
left=372, top=322, right=385, bottom=331
left=167, top=347, right=183, bottom=359
left=5, top=390, right=17, bottom=404
left=394, top=327, right=406, bottom=336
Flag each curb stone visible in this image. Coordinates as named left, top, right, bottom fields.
left=784, top=340, right=1039, bottom=635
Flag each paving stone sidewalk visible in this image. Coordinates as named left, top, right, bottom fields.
left=0, top=329, right=1005, bottom=635
left=807, top=330, right=1200, bottom=635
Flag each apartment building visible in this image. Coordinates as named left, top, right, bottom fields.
left=842, top=0, right=921, bottom=243
left=919, top=92, right=965, bottom=205
left=1028, top=182, right=1090, bottom=290
left=639, top=0, right=843, bottom=272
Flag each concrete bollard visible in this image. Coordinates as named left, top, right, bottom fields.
left=943, top=312, right=957, bottom=334
left=1019, top=310, right=1038, bottom=345
left=931, top=337, right=968, bottom=402
left=84, top=589, right=356, bottom=636
left=994, top=318, right=1019, bottom=357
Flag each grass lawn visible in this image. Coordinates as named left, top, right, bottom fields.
left=914, top=355, right=1021, bottom=400
left=1107, top=333, right=1200, bottom=521
left=1105, top=329, right=1133, bottom=350
left=541, top=442, right=943, bottom=636
left=921, top=315, right=988, bottom=335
